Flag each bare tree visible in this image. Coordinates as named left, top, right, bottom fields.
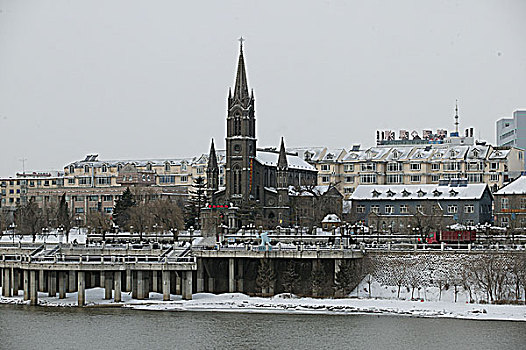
left=405, top=260, right=423, bottom=299
left=85, top=211, right=112, bottom=240
left=150, top=199, right=184, bottom=234
left=128, top=202, right=154, bottom=241
left=14, top=198, right=44, bottom=242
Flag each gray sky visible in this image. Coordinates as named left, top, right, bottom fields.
left=1, top=0, right=525, bottom=177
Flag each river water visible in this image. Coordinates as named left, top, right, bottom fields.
left=0, top=305, right=524, bottom=350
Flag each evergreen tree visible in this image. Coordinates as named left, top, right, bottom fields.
left=185, top=176, right=207, bottom=229
left=335, top=260, right=355, bottom=296
left=281, top=261, right=299, bottom=294
left=57, top=193, right=72, bottom=241
left=113, top=187, right=135, bottom=229
left=311, top=261, right=328, bottom=297
left=256, top=258, right=276, bottom=295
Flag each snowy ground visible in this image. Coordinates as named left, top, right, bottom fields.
left=1, top=286, right=524, bottom=322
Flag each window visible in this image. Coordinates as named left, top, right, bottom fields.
left=84, top=165, right=90, bottom=173
left=521, top=199, right=526, bottom=210
left=410, top=175, right=421, bottom=182
left=387, top=163, right=402, bottom=172
left=410, top=163, right=421, bottom=171
left=490, top=162, right=499, bottom=170
left=89, top=195, right=98, bottom=201
left=78, top=178, right=92, bottom=185
left=501, top=217, right=509, bottom=227
left=431, top=163, right=440, bottom=171
left=321, top=164, right=330, bottom=171
left=360, top=174, right=377, bottom=184
left=97, top=177, right=111, bottom=185
left=467, top=174, right=482, bottom=183
left=75, top=208, right=84, bottom=214
left=447, top=205, right=458, bottom=214
left=501, top=198, right=509, bottom=210
left=104, top=207, right=113, bottom=213
left=385, top=205, right=394, bottom=214
left=180, top=175, right=188, bottom=183
left=386, top=174, right=402, bottom=184
left=74, top=196, right=84, bottom=202
left=371, top=205, right=379, bottom=213
left=321, top=175, right=330, bottom=183
left=16, top=189, right=20, bottom=194
left=431, top=175, right=440, bottom=182
left=465, top=220, right=475, bottom=226
left=159, top=175, right=175, bottom=184
left=196, top=167, right=204, bottom=175
left=467, top=162, right=483, bottom=171
left=165, top=163, right=171, bottom=171
left=101, top=164, right=107, bottom=172
left=490, top=174, right=499, bottom=182
left=181, top=163, right=187, bottom=171
left=68, top=179, right=75, bottom=185
left=102, top=195, right=113, bottom=202
left=400, top=205, right=408, bottom=214
left=361, top=163, right=376, bottom=172
left=344, top=164, right=354, bottom=172
left=356, top=205, right=365, bottom=213
left=345, top=176, right=354, bottom=183
left=464, top=204, right=474, bottom=213
left=29, top=181, right=35, bottom=187
left=444, top=162, right=461, bottom=171
left=9, top=189, right=13, bottom=194
left=69, top=165, right=75, bottom=173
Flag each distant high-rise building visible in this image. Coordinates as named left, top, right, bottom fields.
left=496, top=110, right=526, bottom=150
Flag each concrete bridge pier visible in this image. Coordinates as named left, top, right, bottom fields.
left=68, top=271, right=77, bottom=293
left=48, top=271, right=57, bottom=297
left=182, top=270, right=193, bottom=300
left=196, top=259, right=205, bottom=293
left=77, top=271, right=86, bottom=306
left=162, top=271, right=171, bottom=301
left=228, top=258, right=235, bottom=293
left=104, top=271, right=113, bottom=300
left=114, top=271, right=122, bottom=302
left=89, top=272, right=96, bottom=289
left=38, top=270, right=47, bottom=293
left=125, top=270, right=132, bottom=292
left=100, top=271, right=105, bottom=288
left=334, top=259, right=342, bottom=298
left=23, top=270, right=30, bottom=301
left=237, top=260, right=244, bottom=293
left=29, top=270, right=38, bottom=306
left=136, top=271, right=148, bottom=300
left=58, top=271, right=67, bottom=299
left=152, top=271, right=159, bottom=293
left=175, top=272, right=181, bottom=295
left=3, top=268, right=12, bottom=297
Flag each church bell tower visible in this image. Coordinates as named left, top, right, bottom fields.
left=225, top=38, right=256, bottom=205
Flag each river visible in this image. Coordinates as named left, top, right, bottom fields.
left=0, top=305, right=524, bottom=350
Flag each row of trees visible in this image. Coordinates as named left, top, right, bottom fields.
left=371, top=254, right=526, bottom=304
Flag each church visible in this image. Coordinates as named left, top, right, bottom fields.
left=204, top=40, right=342, bottom=229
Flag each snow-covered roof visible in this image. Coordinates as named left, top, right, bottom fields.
left=322, top=214, right=341, bottom=223
left=351, top=183, right=489, bottom=200
left=495, top=176, right=526, bottom=195
left=488, top=148, right=511, bottom=159
left=287, top=147, right=326, bottom=162
left=255, top=151, right=317, bottom=171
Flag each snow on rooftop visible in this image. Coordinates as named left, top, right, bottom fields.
left=351, top=183, right=488, bottom=200
left=495, top=175, right=526, bottom=195
left=322, top=214, right=341, bottom=223
left=256, top=151, right=316, bottom=171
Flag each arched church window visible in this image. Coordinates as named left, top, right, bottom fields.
left=233, top=164, right=242, bottom=194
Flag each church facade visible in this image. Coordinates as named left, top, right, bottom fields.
left=204, top=41, right=340, bottom=229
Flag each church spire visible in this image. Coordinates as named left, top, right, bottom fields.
left=208, top=138, right=218, bottom=170
left=277, top=137, right=288, bottom=170
left=233, top=37, right=250, bottom=104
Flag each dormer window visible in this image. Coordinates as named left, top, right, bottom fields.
left=84, top=165, right=90, bottom=173
left=433, top=189, right=442, bottom=197
left=146, top=163, right=152, bottom=171
left=386, top=190, right=395, bottom=197
left=372, top=190, right=381, bottom=198
left=69, top=165, right=74, bottom=173
left=401, top=190, right=411, bottom=197
left=472, top=149, right=479, bottom=157
left=449, top=189, right=458, bottom=197
left=165, top=162, right=171, bottom=171
left=101, top=164, right=107, bottom=173
left=417, top=189, right=426, bottom=197
left=392, top=150, right=399, bottom=159
left=117, top=164, right=123, bottom=171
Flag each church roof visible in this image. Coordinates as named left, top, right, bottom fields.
left=255, top=151, right=316, bottom=171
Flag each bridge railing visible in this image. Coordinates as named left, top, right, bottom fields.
left=0, top=253, right=196, bottom=265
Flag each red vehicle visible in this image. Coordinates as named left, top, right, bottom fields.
left=426, top=230, right=476, bottom=244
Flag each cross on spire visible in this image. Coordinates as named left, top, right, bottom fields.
left=238, top=36, right=245, bottom=50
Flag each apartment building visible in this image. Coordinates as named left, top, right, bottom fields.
left=496, top=110, right=526, bottom=151
left=494, top=175, right=526, bottom=228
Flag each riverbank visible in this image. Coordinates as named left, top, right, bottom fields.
left=1, top=289, right=524, bottom=322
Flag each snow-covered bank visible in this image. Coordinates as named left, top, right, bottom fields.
left=1, top=289, right=524, bottom=322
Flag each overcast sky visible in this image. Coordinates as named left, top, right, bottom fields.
left=0, top=0, right=525, bottom=177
